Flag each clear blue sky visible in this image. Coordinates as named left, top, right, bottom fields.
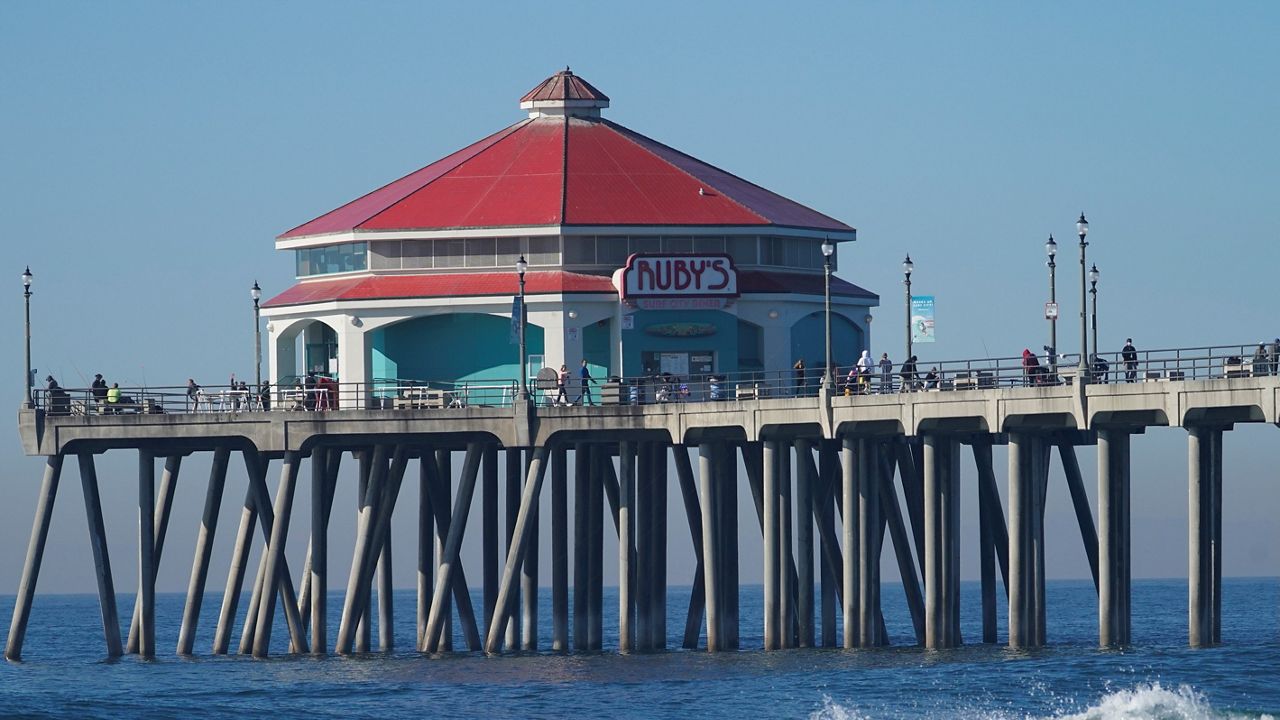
left=2, top=2, right=1277, bottom=594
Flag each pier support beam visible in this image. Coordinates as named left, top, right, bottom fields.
left=213, top=453, right=267, bottom=655
left=137, top=451, right=157, bottom=658
left=1188, top=426, right=1223, bottom=647
left=857, top=438, right=880, bottom=648
left=521, top=448, right=540, bottom=652
left=1008, top=433, right=1047, bottom=648
left=763, top=440, right=780, bottom=650
left=1098, top=430, right=1132, bottom=647
left=253, top=451, right=302, bottom=658
left=423, top=443, right=484, bottom=652
left=417, top=451, right=435, bottom=652
left=482, top=445, right=499, bottom=637
left=573, top=443, right=589, bottom=652
left=484, top=446, right=549, bottom=654
left=5, top=454, right=64, bottom=661
left=128, top=455, right=180, bottom=655
left=77, top=453, right=122, bottom=658
left=924, top=436, right=963, bottom=649
left=551, top=445, right=569, bottom=652
left=673, top=445, right=706, bottom=650
left=619, top=441, right=636, bottom=652
left=699, top=442, right=722, bottom=651
left=178, top=447, right=230, bottom=655
left=795, top=439, right=815, bottom=648
left=840, top=436, right=858, bottom=648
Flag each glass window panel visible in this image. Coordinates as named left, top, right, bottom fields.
left=402, top=240, right=432, bottom=269
left=663, top=236, right=693, bottom=253
left=596, top=236, right=629, bottom=265
left=727, top=236, right=758, bottom=265
left=630, top=236, right=660, bottom=255
left=466, top=238, right=496, bottom=267
left=528, top=236, right=559, bottom=265
left=495, top=237, right=521, bottom=268
left=436, top=239, right=464, bottom=268
left=693, top=236, right=726, bottom=254
left=369, top=241, right=400, bottom=270
left=564, top=237, right=596, bottom=264
left=296, top=250, right=308, bottom=276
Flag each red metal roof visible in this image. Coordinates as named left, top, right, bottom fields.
left=263, top=270, right=875, bottom=308
left=281, top=73, right=852, bottom=239
left=520, top=68, right=609, bottom=103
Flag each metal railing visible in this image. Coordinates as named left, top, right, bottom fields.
left=28, top=343, right=1280, bottom=416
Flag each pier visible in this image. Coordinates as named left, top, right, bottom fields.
left=6, top=344, right=1276, bottom=660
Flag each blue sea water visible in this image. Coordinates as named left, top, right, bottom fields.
left=1, top=579, right=1277, bottom=719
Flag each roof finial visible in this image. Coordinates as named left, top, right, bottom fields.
left=565, top=65, right=572, bottom=74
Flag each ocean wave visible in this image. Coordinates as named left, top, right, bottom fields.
left=810, top=684, right=1276, bottom=720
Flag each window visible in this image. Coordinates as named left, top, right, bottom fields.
left=528, top=236, right=559, bottom=265
left=465, top=238, right=496, bottom=267
left=495, top=237, right=521, bottom=268
left=694, top=236, right=726, bottom=254
left=369, top=241, right=401, bottom=270
left=564, top=237, right=596, bottom=264
left=436, top=239, right=464, bottom=268
left=630, top=236, right=660, bottom=255
left=763, top=237, right=785, bottom=266
left=294, top=242, right=368, bottom=277
left=663, top=236, right=693, bottom=253
left=727, top=236, right=758, bottom=265
left=596, top=236, right=629, bottom=265
left=402, top=240, right=433, bottom=269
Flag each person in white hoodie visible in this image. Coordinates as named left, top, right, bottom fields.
left=856, top=350, right=874, bottom=393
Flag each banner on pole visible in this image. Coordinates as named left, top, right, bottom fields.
left=911, top=295, right=935, bottom=343
left=509, top=295, right=522, bottom=345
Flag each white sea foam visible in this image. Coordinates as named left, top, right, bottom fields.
left=1056, top=683, right=1275, bottom=720
left=809, top=684, right=1276, bottom=720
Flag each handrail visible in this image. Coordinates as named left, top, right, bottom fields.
left=29, top=341, right=1279, bottom=416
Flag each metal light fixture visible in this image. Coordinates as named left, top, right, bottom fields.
left=1046, top=234, right=1057, bottom=370
left=821, top=238, right=835, bottom=390
left=1089, top=263, right=1100, bottom=362
left=22, top=266, right=33, bottom=408
left=1077, top=213, right=1090, bottom=378
left=251, top=280, right=263, bottom=391
left=903, top=255, right=914, bottom=364
left=516, top=255, right=529, bottom=400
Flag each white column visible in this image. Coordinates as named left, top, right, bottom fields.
left=337, top=320, right=369, bottom=409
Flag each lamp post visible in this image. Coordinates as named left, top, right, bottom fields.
left=251, top=281, right=262, bottom=390
left=1076, top=213, right=1089, bottom=379
left=903, top=255, right=914, bottom=363
left=22, top=266, right=33, bottom=408
left=821, top=238, right=835, bottom=390
left=1089, top=263, right=1100, bottom=363
left=516, top=255, right=529, bottom=400
left=1046, top=235, right=1057, bottom=369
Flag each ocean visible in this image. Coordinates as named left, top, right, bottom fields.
left=1, top=579, right=1277, bottom=719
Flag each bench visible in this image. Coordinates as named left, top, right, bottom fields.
left=393, top=388, right=445, bottom=410
left=735, top=384, right=759, bottom=400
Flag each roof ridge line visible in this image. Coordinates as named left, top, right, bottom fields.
left=601, top=118, right=852, bottom=231
left=278, top=119, right=532, bottom=239
left=597, top=118, right=768, bottom=225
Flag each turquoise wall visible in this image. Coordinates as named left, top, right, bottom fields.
left=370, top=313, right=544, bottom=384
left=621, top=309, right=739, bottom=377
left=582, top=318, right=611, bottom=380
left=790, top=311, right=864, bottom=371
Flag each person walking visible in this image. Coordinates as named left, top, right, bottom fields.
left=257, top=381, right=272, bottom=411
left=878, top=352, right=893, bottom=393
left=1121, top=338, right=1139, bottom=383
left=578, top=359, right=595, bottom=406
left=793, top=358, right=806, bottom=397
left=1271, top=338, right=1280, bottom=376
left=186, top=378, right=201, bottom=411
left=554, top=364, right=570, bottom=406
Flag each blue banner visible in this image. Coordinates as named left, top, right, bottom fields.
left=510, top=295, right=522, bottom=345
left=911, top=295, right=935, bottom=343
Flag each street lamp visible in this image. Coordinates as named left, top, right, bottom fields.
left=821, top=238, right=835, bottom=390
left=22, top=266, right=33, bottom=408
left=251, top=281, right=263, bottom=390
left=1089, top=263, right=1100, bottom=363
left=516, top=255, right=529, bottom=400
left=1076, top=213, right=1089, bottom=379
left=1045, top=234, right=1057, bottom=369
left=903, top=255, right=914, bottom=363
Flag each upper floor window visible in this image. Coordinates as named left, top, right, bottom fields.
left=296, top=242, right=367, bottom=277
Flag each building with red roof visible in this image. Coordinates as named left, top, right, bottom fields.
left=263, top=69, right=877, bottom=403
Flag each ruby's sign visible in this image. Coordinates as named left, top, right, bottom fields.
left=612, top=253, right=739, bottom=310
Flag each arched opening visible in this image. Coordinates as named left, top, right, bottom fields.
left=789, top=311, right=865, bottom=377
left=368, top=313, right=545, bottom=385
left=273, top=319, right=341, bottom=383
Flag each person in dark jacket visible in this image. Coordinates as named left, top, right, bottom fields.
left=91, top=373, right=108, bottom=407
left=793, top=358, right=806, bottom=397
left=899, top=355, right=918, bottom=392
left=1121, top=338, right=1139, bottom=383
